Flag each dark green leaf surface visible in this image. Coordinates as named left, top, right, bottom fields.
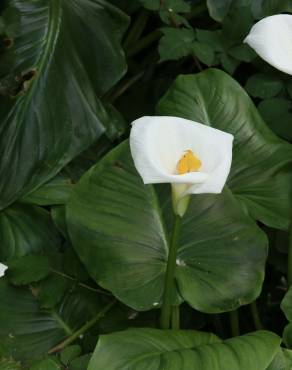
left=0, top=0, right=128, bottom=209
left=159, top=28, right=196, bottom=62
left=0, top=204, right=60, bottom=261
left=88, top=328, right=280, bottom=370
left=157, top=68, right=292, bottom=230
left=0, top=280, right=99, bottom=361
left=60, top=345, right=81, bottom=366
left=245, top=74, right=284, bottom=99
left=20, top=173, right=73, bottom=206
left=67, top=141, right=267, bottom=312
left=207, top=0, right=232, bottom=21
left=7, top=254, right=50, bottom=285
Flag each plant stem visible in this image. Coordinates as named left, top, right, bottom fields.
left=230, top=309, right=239, bottom=337
left=127, top=29, right=162, bottom=58
left=51, top=269, right=111, bottom=296
left=288, top=224, right=292, bottom=286
left=123, top=9, right=149, bottom=51
left=48, top=300, right=116, bottom=354
left=171, top=305, right=180, bottom=329
left=160, top=216, right=181, bottom=329
left=109, top=71, right=145, bottom=103
left=250, top=301, right=263, bottom=330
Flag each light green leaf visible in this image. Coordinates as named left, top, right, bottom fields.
left=245, top=74, right=284, bottom=99
left=67, top=141, right=267, bottom=312
left=157, top=68, right=292, bottom=230
left=7, top=255, right=51, bottom=285
left=88, top=328, right=280, bottom=370
left=282, top=286, right=292, bottom=321
left=0, top=0, right=128, bottom=209
left=0, top=204, right=61, bottom=261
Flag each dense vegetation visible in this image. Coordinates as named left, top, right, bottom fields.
left=1, top=0, right=292, bottom=369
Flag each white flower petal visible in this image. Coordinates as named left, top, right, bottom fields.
left=130, top=116, right=233, bottom=194
left=244, top=14, right=292, bottom=75
left=0, top=263, right=7, bottom=277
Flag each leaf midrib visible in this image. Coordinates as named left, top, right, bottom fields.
left=15, top=0, right=62, bottom=125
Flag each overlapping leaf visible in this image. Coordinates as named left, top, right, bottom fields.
left=88, top=328, right=280, bottom=370
left=67, top=141, right=267, bottom=312
left=157, top=68, right=292, bottom=230
left=0, top=0, right=128, bottom=209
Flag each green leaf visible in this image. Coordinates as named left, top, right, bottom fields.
left=0, top=204, right=60, bottom=261
left=0, top=358, right=22, bottom=370
left=258, top=98, right=292, bottom=142
left=267, top=348, right=292, bottom=370
left=7, top=255, right=51, bottom=285
left=220, top=52, right=240, bottom=74
left=280, top=286, right=292, bottom=321
left=159, top=28, right=196, bottom=62
left=34, top=274, right=70, bottom=309
left=207, top=0, right=232, bottom=21
left=0, top=280, right=100, bottom=361
left=228, top=44, right=256, bottom=62
left=20, top=173, right=73, bottom=206
left=60, top=345, right=81, bottom=366
left=29, top=357, right=62, bottom=370
left=283, top=323, right=292, bottom=349
left=252, top=0, right=292, bottom=19
left=157, top=68, right=292, bottom=230
left=196, top=29, right=223, bottom=52
left=67, top=141, right=267, bottom=313
left=88, top=328, right=280, bottom=370
left=245, top=74, right=284, bottom=99
left=192, top=41, right=215, bottom=66
left=69, top=355, right=91, bottom=370
left=0, top=0, right=128, bottom=209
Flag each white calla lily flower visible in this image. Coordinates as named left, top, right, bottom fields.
left=244, top=14, right=292, bottom=75
left=130, top=116, right=233, bottom=216
left=0, top=263, right=7, bottom=277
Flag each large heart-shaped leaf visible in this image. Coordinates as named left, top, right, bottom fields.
left=67, top=141, right=267, bottom=312
left=88, top=328, right=280, bottom=370
left=157, top=68, right=292, bottom=230
left=0, top=280, right=101, bottom=362
left=0, top=0, right=128, bottom=209
left=0, top=204, right=60, bottom=261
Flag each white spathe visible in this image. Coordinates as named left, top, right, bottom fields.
left=244, top=14, right=292, bottom=75
left=130, top=116, right=233, bottom=199
left=0, top=263, right=7, bottom=277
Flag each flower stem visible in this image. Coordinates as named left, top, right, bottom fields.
left=160, top=215, right=181, bottom=329
left=230, top=309, right=239, bottom=337
left=171, top=305, right=180, bottom=329
left=250, top=301, right=263, bottom=330
left=48, top=300, right=116, bottom=354
left=288, top=224, right=292, bottom=286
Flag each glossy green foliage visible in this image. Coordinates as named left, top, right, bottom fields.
left=88, top=328, right=280, bottom=370
left=67, top=141, right=267, bottom=313
left=157, top=68, right=292, bottom=230
left=0, top=280, right=100, bottom=361
left=0, top=0, right=128, bottom=209
left=0, top=204, right=60, bottom=261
